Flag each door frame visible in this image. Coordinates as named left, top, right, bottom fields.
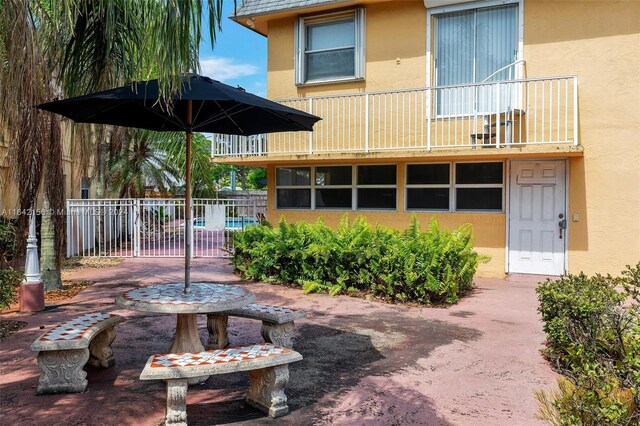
left=505, top=158, right=570, bottom=275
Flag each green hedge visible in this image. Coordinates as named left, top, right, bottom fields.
left=232, top=216, right=484, bottom=304
left=536, top=264, right=640, bottom=425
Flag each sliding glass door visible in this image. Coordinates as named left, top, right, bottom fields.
left=435, top=4, right=518, bottom=115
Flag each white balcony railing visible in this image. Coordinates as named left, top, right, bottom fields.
left=212, top=76, right=578, bottom=157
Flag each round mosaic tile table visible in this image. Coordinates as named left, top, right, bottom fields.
left=115, top=282, right=255, bottom=360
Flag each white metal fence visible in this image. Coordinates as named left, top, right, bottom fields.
left=66, top=197, right=267, bottom=258
left=211, top=75, right=578, bottom=156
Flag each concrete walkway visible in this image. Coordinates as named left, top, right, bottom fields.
left=0, top=258, right=557, bottom=425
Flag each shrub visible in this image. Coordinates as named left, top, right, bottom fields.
left=535, top=378, right=637, bottom=426
left=537, top=272, right=626, bottom=368
left=232, top=215, right=484, bottom=304
left=536, top=263, right=640, bottom=424
left=0, top=267, right=23, bottom=309
left=0, top=218, right=22, bottom=309
left=0, top=217, right=18, bottom=265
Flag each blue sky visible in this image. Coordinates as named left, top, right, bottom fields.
left=199, top=1, right=268, bottom=96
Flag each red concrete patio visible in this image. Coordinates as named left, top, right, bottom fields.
left=0, top=258, right=557, bottom=425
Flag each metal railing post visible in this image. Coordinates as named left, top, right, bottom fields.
left=66, top=200, right=72, bottom=257
left=496, top=82, right=501, bottom=148
left=308, top=98, right=313, bottom=154
left=134, top=199, right=140, bottom=257
left=426, top=88, right=432, bottom=151
left=573, top=76, right=579, bottom=146
left=210, top=134, right=215, bottom=158
left=190, top=200, right=195, bottom=259
left=364, top=93, right=370, bottom=152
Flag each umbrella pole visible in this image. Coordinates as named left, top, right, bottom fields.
left=184, top=100, right=193, bottom=293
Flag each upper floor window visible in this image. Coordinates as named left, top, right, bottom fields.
left=295, top=9, right=365, bottom=85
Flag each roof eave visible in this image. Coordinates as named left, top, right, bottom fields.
left=230, top=0, right=351, bottom=20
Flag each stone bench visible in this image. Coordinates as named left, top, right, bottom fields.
left=30, top=312, right=125, bottom=394
left=206, top=304, right=305, bottom=350
left=140, top=344, right=303, bottom=425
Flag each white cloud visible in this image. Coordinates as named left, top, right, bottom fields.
left=199, top=57, right=259, bottom=82
left=251, top=82, right=266, bottom=97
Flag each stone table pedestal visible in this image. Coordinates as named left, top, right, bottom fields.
left=116, top=282, right=255, bottom=385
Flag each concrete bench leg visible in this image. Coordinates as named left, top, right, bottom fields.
left=165, top=379, right=189, bottom=426
left=36, top=348, right=90, bottom=394
left=246, top=364, right=290, bottom=418
left=206, top=314, right=229, bottom=349
left=261, top=321, right=295, bottom=348
left=87, top=326, right=117, bottom=368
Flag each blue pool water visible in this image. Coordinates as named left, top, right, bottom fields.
left=193, top=217, right=259, bottom=229
left=225, top=217, right=259, bottom=229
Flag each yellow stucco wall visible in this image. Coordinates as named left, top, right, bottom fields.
left=523, top=0, right=640, bottom=275
left=265, top=162, right=507, bottom=277
left=259, top=0, right=640, bottom=277
left=267, top=0, right=427, bottom=99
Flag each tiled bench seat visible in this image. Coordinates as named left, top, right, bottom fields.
left=140, top=344, right=303, bottom=425
left=30, top=312, right=125, bottom=394
left=206, top=304, right=305, bottom=350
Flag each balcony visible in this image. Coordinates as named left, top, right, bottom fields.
left=212, top=76, right=579, bottom=161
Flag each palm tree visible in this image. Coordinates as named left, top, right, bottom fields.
left=108, top=130, right=216, bottom=198
left=0, top=0, right=65, bottom=290
left=157, top=132, right=219, bottom=198
left=0, top=0, right=233, bottom=290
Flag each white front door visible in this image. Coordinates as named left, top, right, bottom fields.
left=508, top=160, right=566, bottom=275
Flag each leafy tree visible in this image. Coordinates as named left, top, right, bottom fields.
left=214, top=165, right=267, bottom=191
left=247, top=168, right=267, bottom=189
left=0, top=0, right=234, bottom=289
left=109, top=131, right=217, bottom=198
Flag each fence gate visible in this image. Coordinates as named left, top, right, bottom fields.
left=66, top=197, right=266, bottom=258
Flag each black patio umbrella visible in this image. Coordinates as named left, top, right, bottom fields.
left=38, top=73, right=321, bottom=292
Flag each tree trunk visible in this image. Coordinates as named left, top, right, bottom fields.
left=95, top=127, right=111, bottom=253
left=238, top=168, right=247, bottom=191
left=41, top=197, right=62, bottom=291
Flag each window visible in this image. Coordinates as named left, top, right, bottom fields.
left=406, top=164, right=450, bottom=211
left=295, top=9, right=365, bottom=85
left=357, top=165, right=396, bottom=210
left=315, top=166, right=352, bottom=209
left=81, top=177, right=90, bottom=200
left=405, top=162, right=503, bottom=212
left=276, top=167, right=311, bottom=209
left=433, top=2, right=519, bottom=114
left=275, top=165, right=397, bottom=211
left=455, top=162, right=503, bottom=211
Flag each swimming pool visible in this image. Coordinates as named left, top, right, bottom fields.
left=191, top=217, right=259, bottom=230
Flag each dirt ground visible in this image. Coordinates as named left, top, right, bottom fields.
left=0, top=258, right=557, bottom=425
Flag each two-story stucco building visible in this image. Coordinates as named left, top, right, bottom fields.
left=213, top=0, right=640, bottom=278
